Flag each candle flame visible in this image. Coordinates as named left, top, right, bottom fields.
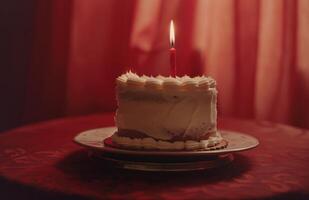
left=169, top=20, right=175, bottom=48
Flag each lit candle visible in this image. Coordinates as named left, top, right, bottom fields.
left=169, top=20, right=176, bottom=77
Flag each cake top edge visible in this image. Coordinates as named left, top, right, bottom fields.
left=117, top=71, right=216, bottom=89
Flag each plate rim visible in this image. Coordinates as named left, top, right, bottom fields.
left=73, top=126, right=259, bottom=156
left=92, top=153, right=235, bottom=172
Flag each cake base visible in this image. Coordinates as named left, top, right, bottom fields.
left=104, top=136, right=228, bottom=151
left=73, top=127, right=259, bottom=157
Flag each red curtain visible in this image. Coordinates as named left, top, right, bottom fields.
left=1, top=0, right=309, bottom=131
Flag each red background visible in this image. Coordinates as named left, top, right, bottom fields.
left=1, top=0, right=309, bottom=131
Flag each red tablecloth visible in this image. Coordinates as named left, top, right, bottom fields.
left=0, top=113, right=309, bottom=200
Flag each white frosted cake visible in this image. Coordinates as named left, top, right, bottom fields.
left=111, top=71, right=224, bottom=150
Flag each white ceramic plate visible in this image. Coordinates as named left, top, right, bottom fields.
left=73, top=127, right=259, bottom=157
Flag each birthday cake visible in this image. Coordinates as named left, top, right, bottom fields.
left=110, top=71, right=225, bottom=150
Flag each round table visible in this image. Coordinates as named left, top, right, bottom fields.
left=0, top=113, right=309, bottom=200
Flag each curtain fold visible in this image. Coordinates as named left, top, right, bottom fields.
left=2, top=0, right=307, bottom=130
